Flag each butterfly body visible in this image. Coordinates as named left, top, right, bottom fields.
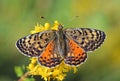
left=55, top=25, right=67, bottom=58
left=16, top=24, right=106, bottom=68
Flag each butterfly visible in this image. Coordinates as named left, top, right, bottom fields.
left=16, top=24, right=106, bottom=68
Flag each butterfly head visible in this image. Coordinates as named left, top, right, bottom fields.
left=58, top=24, right=63, bottom=31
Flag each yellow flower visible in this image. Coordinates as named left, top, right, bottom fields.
left=30, top=22, right=50, bottom=34
left=27, top=21, right=78, bottom=81
left=51, top=20, right=59, bottom=30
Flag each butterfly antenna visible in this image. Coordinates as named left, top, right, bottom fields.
left=40, top=16, right=47, bottom=21
left=65, top=16, right=80, bottom=27
left=39, top=16, right=50, bottom=23
left=70, top=16, right=79, bottom=22
left=40, top=16, right=44, bottom=19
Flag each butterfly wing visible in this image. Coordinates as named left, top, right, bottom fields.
left=64, top=35, right=87, bottom=66
left=16, top=30, right=56, bottom=57
left=38, top=38, right=62, bottom=68
left=64, top=28, right=106, bottom=52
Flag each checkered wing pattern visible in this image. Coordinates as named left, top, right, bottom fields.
left=16, top=31, right=56, bottom=57
left=64, top=28, right=106, bottom=52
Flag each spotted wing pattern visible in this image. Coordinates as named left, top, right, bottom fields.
left=38, top=40, right=62, bottom=68
left=64, top=28, right=106, bottom=52
left=64, top=36, right=87, bottom=66
left=16, top=31, right=56, bottom=57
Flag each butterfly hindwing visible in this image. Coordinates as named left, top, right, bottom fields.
left=64, top=35, right=87, bottom=66
left=38, top=39, right=62, bottom=68
left=16, top=31, right=56, bottom=57
left=64, top=28, right=106, bottom=52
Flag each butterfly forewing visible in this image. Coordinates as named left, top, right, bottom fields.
left=64, top=28, right=106, bottom=52
left=16, top=30, right=56, bottom=57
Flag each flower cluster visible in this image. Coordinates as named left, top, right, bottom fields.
left=27, top=21, right=78, bottom=81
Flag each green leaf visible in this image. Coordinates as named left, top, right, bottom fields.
left=23, top=77, right=35, bottom=81
left=14, top=66, right=24, bottom=77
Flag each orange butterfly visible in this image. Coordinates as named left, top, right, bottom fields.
left=16, top=24, right=106, bottom=68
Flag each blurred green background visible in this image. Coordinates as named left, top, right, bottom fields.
left=0, top=0, right=120, bottom=81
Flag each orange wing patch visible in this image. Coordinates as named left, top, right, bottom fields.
left=65, top=39, right=87, bottom=66
left=38, top=41, right=62, bottom=68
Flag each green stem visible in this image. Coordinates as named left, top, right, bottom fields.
left=18, top=72, right=29, bottom=81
